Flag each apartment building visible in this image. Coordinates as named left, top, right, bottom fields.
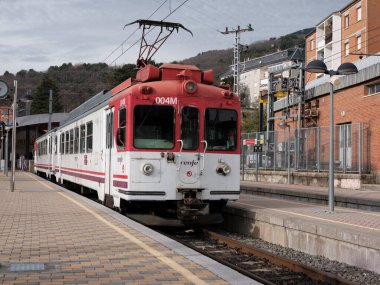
left=221, top=48, right=304, bottom=108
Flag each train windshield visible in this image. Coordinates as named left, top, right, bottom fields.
left=134, top=105, right=175, bottom=149
left=181, top=107, right=199, bottom=150
left=204, top=108, right=237, bottom=151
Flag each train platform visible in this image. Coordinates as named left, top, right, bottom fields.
left=0, top=172, right=257, bottom=285
left=224, top=182, right=380, bottom=274
left=240, top=180, right=380, bottom=211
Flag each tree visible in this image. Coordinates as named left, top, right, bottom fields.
left=239, top=83, right=251, bottom=108
left=241, top=109, right=261, bottom=133
left=31, top=75, right=63, bottom=114
left=106, top=64, right=137, bottom=89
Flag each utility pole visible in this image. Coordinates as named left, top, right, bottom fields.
left=221, top=24, right=253, bottom=97
left=48, top=89, right=53, bottom=132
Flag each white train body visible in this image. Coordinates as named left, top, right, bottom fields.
left=35, top=64, right=241, bottom=226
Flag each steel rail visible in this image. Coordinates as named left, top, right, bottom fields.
left=204, top=230, right=357, bottom=285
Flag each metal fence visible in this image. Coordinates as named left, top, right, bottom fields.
left=241, top=123, right=369, bottom=173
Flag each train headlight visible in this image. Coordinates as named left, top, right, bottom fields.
left=142, top=163, right=154, bottom=175
left=183, top=80, right=197, bottom=94
left=216, top=163, right=231, bottom=176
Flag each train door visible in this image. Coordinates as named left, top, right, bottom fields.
left=58, top=132, right=63, bottom=183
left=104, top=108, right=114, bottom=206
left=177, top=106, right=202, bottom=185
left=51, top=134, right=56, bottom=176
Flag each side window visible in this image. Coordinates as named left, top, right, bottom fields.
left=86, top=121, right=93, bottom=153
left=117, top=108, right=126, bottom=149
left=69, top=129, right=74, bottom=154
left=106, top=112, right=114, bottom=149
left=80, top=124, right=86, bottom=153
left=65, top=131, right=69, bottom=154
left=54, top=136, right=57, bottom=154
left=74, top=127, right=79, bottom=154
left=60, top=133, right=64, bottom=154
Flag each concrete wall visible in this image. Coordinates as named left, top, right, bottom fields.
left=241, top=169, right=375, bottom=189
left=223, top=206, right=380, bottom=273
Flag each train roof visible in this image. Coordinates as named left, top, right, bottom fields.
left=60, top=89, right=112, bottom=127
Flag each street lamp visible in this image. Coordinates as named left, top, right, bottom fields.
left=306, top=60, right=358, bottom=213
left=279, top=121, right=291, bottom=184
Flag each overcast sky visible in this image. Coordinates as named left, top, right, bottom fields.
left=0, top=0, right=350, bottom=74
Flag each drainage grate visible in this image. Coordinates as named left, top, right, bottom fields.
left=9, top=263, right=45, bottom=272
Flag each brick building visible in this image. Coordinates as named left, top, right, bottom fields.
left=275, top=0, right=380, bottom=181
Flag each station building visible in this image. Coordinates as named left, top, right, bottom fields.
left=295, top=0, right=380, bottom=181
left=224, top=0, right=380, bottom=185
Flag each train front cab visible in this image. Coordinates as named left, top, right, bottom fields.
left=108, top=64, right=241, bottom=226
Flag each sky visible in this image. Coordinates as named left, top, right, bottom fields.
left=0, top=0, right=351, bottom=75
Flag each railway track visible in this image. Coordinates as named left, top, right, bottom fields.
left=58, top=182, right=374, bottom=284
left=166, top=228, right=357, bottom=285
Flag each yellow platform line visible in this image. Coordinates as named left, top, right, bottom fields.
left=26, top=173, right=208, bottom=285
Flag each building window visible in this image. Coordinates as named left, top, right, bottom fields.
left=345, top=14, right=349, bottom=28
left=344, top=42, right=350, bottom=56
left=357, top=35, right=361, bottom=50
left=310, top=39, right=314, bottom=51
left=368, top=83, right=380, bottom=95
left=357, top=6, right=362, bottom=21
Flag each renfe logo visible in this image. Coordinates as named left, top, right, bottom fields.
left=181, top=160, right=198, bottom=167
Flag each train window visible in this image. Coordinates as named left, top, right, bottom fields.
left=134, top=105, right=174, bottom=149
left=60, top=133, right=64, bottom=154
left=54, top=136, right=57, bottom=154
left=117, top=108, right=126, bottom=149
left=204, top=108, right=237, bottom=151
left=74, top=127, right=79, bottom=154
left=65, top=131, right=69, bottom=154
left=86, top=121, right=93, bottom=153
left=181, top=107, right=199, bottom=150
left=49, top=138, right=52, bottom=154
left=69, top=129, right=74, bottom=154
left=80, top=124, right=86, bottom=153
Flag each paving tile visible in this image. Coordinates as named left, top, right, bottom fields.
left=0, top=172, right=248, bottom=285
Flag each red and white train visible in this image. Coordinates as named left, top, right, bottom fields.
left=34, top=63, right=240, bottom=226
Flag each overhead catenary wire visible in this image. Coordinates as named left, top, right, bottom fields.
left=103, top=0, right=169, bottom=63
left=107, top=0, right=190, bottom=66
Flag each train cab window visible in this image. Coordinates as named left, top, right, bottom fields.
left=204, top=108, right=237, bottom=151
left=65, top=131, right=69, bottom=154
left=134, top=105, right=174, bottom=149
left=86, top=121, right=93, bottom=153
left=181, top=107, right=199, bottom=150
left=60, top=133, right=64, bottom=154
left=74, top=127, right=79, bottom=153
left=80, top=124, right=85, bottom=153
left=117, top=108, right=126, bottom=149
left=69, top=129, right=74, bottom=154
